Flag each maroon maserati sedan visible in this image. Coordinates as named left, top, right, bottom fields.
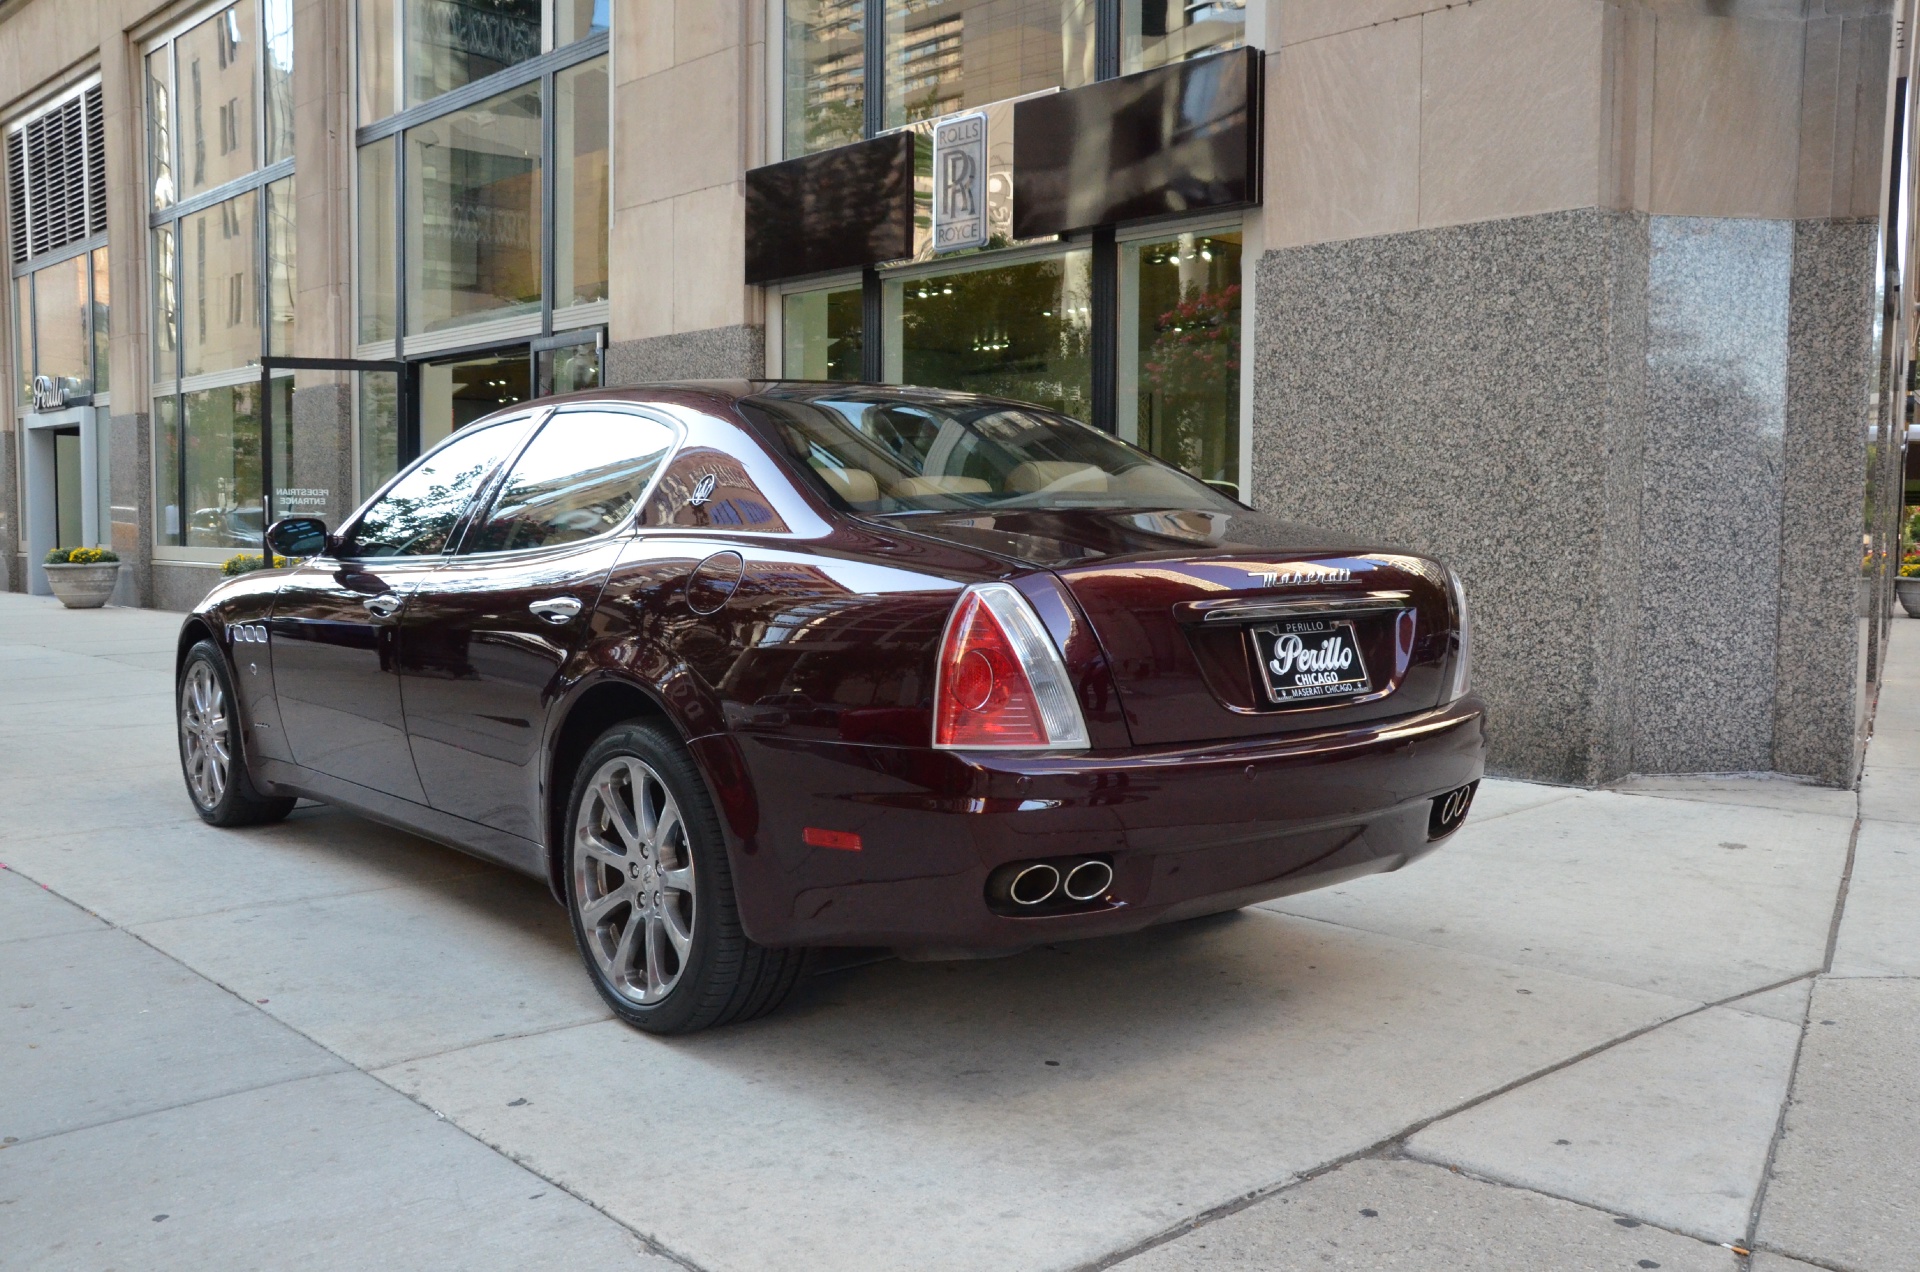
left=174, top=383, right=1485, bottom=1033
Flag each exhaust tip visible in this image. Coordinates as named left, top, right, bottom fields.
left=1008, top=863, right=1062, bottom=906
left=1061, top=859, right=1114, bottom=902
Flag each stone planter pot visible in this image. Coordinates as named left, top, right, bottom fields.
left=44, top=562, right=120, bottom=609
left=1897, top=576, right=1920, bottom=618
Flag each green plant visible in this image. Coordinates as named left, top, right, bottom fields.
left=222, top=553, right=288, bottom=577
left=43, top=546, right=119, bottom=565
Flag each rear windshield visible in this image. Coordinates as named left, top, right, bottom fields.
left=740, top=394, right=1240, bottom=515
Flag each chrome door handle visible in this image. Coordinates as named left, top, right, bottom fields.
left=529, top=596, right=582, bottom=625
left=362, top=594, right=402, bottom=618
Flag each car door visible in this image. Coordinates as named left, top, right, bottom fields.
left=270, top=416, right=536, bottom=801
left=399, top=406, right=680, bottom=838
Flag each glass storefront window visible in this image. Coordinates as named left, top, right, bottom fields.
left=178, top=1, right=259, bottom=202
left=783, top=283, right=864, bottom=381
left=147, top=49, right=176, bottom=209
left=419, top=348, right=532, bottom=450
left=1119, top=229, right=1241, bottom=489
left=153, top=225, right=179, bottom=373
left=1120, top=0, right=1244, bottom=76
left=784, top=0, right=865, bottom=156
left=182, top=381, right=265, bottom=549
left=358, top=368, right=402, bottom=497
left=265, top=177, right=297, bottom=355
left=156, top=396, right=183, bottom=544
left=32, top=255, right=90, bottom=389
left=263, top=0, right=295, bottom=164
left=357, top=142, right=398, bottom=341
left=555, top=57, right=609, bottom=311
left=405, top=84, right=542, bottom=334
left=406, top=0, right=542, bottom=109
left=358, top=0, right=397, bottom=123
left=554, top=0, right=609, bottom=45
left=886, top=250, right=1093, bottom=419
left=883, top=0, right=1094, bottom=133
left=180, top=190, right=260, bottom=378
left=91, top=249, right=110, bottom=395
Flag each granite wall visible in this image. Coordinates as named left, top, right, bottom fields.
left=605, top=325, right=765, bottom=385
left=1252, top=207, right=1879, bottom=785
left=1, top=427, right=16, bottom=592
left=108, top=411, right=149, bottom=607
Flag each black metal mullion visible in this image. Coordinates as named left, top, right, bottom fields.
left=394, top=133, right=407, bottom=354
left=541, top=69, right=556, bottom=339
left=1091, top=228, right=1117, bottom=433
left=862, top=0, right=885, bottom=140
left=861, top=267, right=883, bottom=382
left=1095, top=0, right=1121, bottom=81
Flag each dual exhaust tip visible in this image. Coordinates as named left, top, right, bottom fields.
left=990, top=857, right=1115, bottom=911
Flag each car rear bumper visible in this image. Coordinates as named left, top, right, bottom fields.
left=697, top=696, right=1488, bottom=951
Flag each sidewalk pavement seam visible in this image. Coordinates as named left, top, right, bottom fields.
left=1743, top=792, right=1867, bottom=1256
left=1077, top=968, right=1815, bottom=1272
left=0, top=855, right=718, bottom=1272
left=0, top=1067, right=354, bottom=1153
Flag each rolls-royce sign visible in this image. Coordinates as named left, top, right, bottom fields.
left=932, top=112, right=989, bottom=253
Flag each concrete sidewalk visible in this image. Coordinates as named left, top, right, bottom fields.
left=0, top=592, right=1913, bottom=1272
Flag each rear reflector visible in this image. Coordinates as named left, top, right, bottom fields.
left=803, top=827, right=863, bottom=851
left=933, top=583, right=1090, bottom=751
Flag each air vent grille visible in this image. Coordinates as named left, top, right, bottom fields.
left=6, top=83, right=107, bottom=265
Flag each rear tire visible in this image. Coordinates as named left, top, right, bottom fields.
left=563, top=720, right=808, bottom=1035
left=177, top=640, right=296, bottom=827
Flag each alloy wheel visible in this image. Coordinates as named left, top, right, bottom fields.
left=573, top=755, right=697, bottom=1005
left=180, top=660, right=230, bottom=810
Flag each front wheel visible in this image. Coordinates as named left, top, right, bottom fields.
left=177, top=640, right=295, bottom=827
left=564, top=721, right=808, bottom=1034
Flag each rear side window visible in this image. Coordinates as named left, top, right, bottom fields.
left=462, top=410, right=676, bottom=554
left=341, top=420, right=527, bottom=558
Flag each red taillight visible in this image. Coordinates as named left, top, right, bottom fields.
left=936, top=591, right=1049, bottom=747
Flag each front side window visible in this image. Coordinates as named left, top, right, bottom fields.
left=343, top=418, right=526, bottom=557
left=743, top=391, right=1238, bottom=515
left=462, top=410, right=674, bottom=553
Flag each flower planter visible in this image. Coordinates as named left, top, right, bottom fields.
left=1897, top=576, right=1920, bottom=618
left=43, top=562, right=121, bottom=609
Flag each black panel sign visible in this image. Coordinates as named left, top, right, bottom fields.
left=1013, top=46, right=1261, bottom=239
left=745, top=132, right=918, bottom=285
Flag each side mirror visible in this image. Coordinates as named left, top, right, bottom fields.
left=265, top=516, right=331, bottom=559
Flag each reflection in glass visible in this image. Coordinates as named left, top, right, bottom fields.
left=419, top=348, right=531, bottom=451
left=405, top=0, right=541, bottom=109
left=156, top=396, right=183, bottom=544
left=1119, top=229, right=1241, bottom=488
left=464, top=411, right=675, bottom=553
left=884, top=0, right=1089, bottom=132
left=784, top=0, right=865, bottom=156
left=405, top=85, right=542, bottom=333
left=266, top=178, right=297, bottom=355
left=539, top=341, right=601, bottom=395
left=783, top=284, right=864, bottom=381
left=181, top=190, right=260, bottom=377
left=345, top=418, right=524, bottom=557
left=268, top=373, right=337, bottom=525
left=555, top=0, right=609, bottom=45
left=888, top=251, right=1093, bottom=419
left=147, top=48, right=175, bottom=209
left=153, top=224, right=178, bottom=373
left=263, top=0, right=295, bottom=164
left=357, top=142, right=398, bottom=341
left=32, top=255, right=90, bottom=388
left=179, top=1, right=258, bottom=201
left=358, top=0, right=397, bottom=123
left=1121, top=0, right=1244, bottom=76
left=555, top=57, right=609, bottom=310
left=91, top=249, right=110, bottom=395
left=358, top=369, right=401, bottom=498
left=183, top=381, right=265, bottom=549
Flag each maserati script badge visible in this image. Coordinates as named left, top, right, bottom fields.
left=1258, top=567, right=1352, bottom=588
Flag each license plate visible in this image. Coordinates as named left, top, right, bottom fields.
left=1251, top=619, right=1371, bottom=705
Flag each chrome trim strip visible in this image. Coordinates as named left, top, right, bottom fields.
left=1182, top=591, right=1415, bottom=624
